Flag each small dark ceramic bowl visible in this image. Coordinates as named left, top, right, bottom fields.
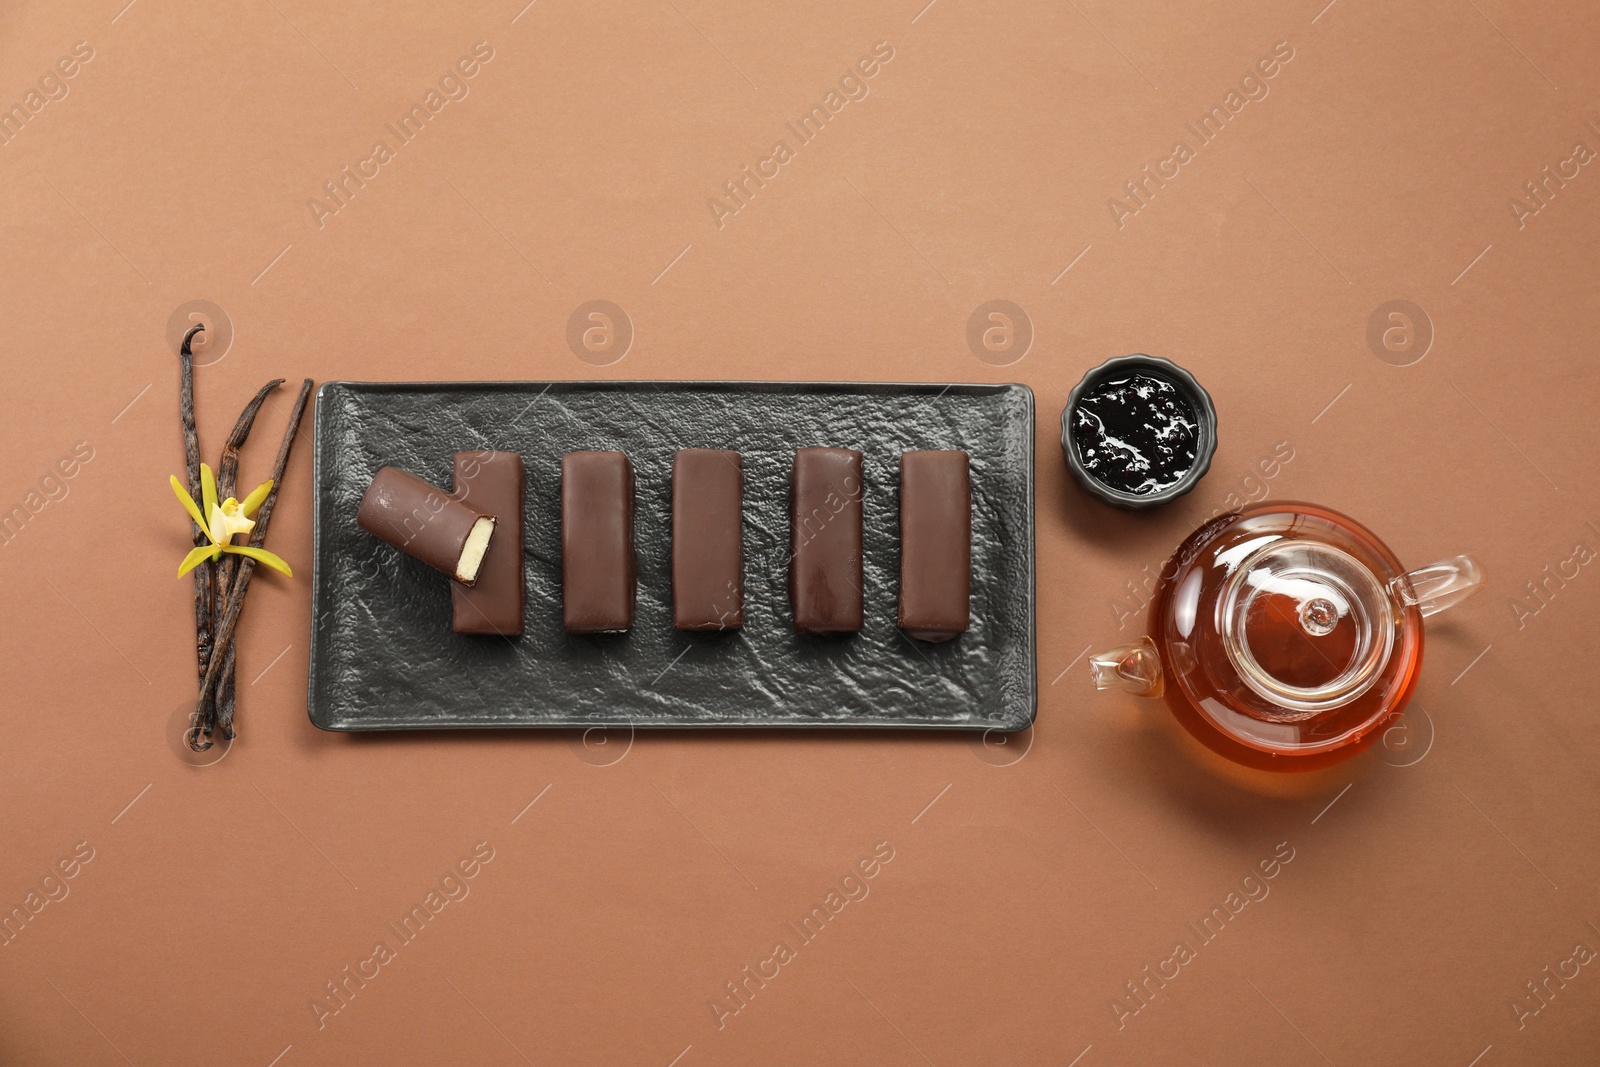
left=1061, top=354, right=1217, bottom=510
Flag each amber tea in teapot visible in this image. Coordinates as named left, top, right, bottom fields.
left=1090, top=502, right=1482, bottom=771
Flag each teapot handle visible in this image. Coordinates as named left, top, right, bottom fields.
left=1392, top=555, right=1484, bottom=618
left=1088, top=636, right=1165, bottom=698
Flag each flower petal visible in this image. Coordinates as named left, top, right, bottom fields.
left=225, top=544, right=293, bottom=577
left=209, top=503, right=231, bottom=545
left=177, top=544, right=221, bottom=577
left=240, top=479, right=274, bottom=516
left=170, top=475, right=207, bottom=532
left=216, top=498, right=256, bottom=539
left=200, top=463, right=218, bottom=516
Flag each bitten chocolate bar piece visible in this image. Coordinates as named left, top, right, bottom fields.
left=451, top=451, right=525, bottom=635
left=357, top=466, right=496, bottom=585
left=672, top=450, right=744, bottom=630
left=790, top=448, right=864, bottom=634
left=898, top=450, right=970, bottom=643
left=561, top=451, right=635, bottom=633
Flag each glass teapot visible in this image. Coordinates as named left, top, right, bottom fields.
left=1090, top=502, right=1483, bottom=771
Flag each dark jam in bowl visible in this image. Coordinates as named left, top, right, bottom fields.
left=1070, top=372, right=1198, bottom=495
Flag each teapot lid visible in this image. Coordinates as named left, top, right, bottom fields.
left=1218, top=538, right=1395, bottom=721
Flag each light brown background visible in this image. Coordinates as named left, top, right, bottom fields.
left=3, top=0, right=1599, bottom=1063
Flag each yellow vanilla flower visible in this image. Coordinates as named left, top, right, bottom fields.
left=171, top=464, right=292, bottom=578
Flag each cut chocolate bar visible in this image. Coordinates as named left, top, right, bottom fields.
left=357, top=466, right=495, bottom=585
left=451, top=451, right=525, bottom=635
left=672, top=450, right=744, bottom=630
left=561, top=451, right=635, bottom=633
left=789, top=448, right=863, bottom=634
left=898, top=450, right=970, bottom=643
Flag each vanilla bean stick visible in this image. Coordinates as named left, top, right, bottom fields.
left=189, top=378, right=313, bottom=748
left=211, top=379, right=284, bottom=736
left=179, top=324, right=213, bottom=691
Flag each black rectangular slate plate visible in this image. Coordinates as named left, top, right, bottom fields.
left=309, top=381, right=1035, bottom=732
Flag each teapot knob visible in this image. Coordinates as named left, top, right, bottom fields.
left=1089, top=636, right=1165, bottom=698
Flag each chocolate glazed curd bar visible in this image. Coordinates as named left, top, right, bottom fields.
left=450, top=451, right=525, bottom=635
left=672, top=449, right=744, bottom=630
left=357, top=466, right=496, bottom=585
left=898, top=450, right=970, bottom=642
left=790, top=447, right=864, bottom=634
left=561, top=451, right=636, bottom=633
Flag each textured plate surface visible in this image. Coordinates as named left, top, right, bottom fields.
left=309, top=381, right=1035, bottom=731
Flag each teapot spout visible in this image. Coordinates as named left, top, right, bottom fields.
left=1089, top=637, right=1165, bottom=698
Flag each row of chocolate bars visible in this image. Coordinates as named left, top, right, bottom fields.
left=356, top=448, right=971, bottom=642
